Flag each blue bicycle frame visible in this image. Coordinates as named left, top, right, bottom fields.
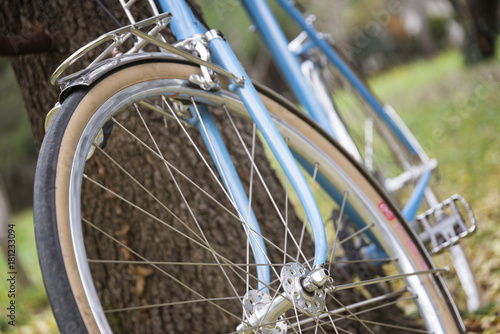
left=155, top=0, right=430, bottom=288
left=157, top=0, right=328, bottom=290
left=241, top=0, right=431, bottom=223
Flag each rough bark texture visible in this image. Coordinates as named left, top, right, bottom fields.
left=0, top=0, right=201, bottom=148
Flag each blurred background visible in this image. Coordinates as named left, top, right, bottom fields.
left=0, top=0, right=499, bottom=332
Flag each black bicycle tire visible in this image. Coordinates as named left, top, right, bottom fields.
left=34, top=60, right=464, bottom=333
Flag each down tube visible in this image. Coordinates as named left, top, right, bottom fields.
left=194, top=104, right=270, bottom=291
left=240, top=0, right=337, bottom=139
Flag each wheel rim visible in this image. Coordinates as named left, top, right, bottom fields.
left=53, top=67, right=457, bottom=333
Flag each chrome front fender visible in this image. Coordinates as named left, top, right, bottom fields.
left=57, top=52, right=189, bottom=100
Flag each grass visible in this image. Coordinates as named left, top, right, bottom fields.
left=369, top=49, right=500, bottom=333
left=0, top=210, right=58, bottom=333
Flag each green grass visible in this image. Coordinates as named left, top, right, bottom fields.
left=369, top=49, right=500, bottom=332
left=0, top=210, right=57, bottom=333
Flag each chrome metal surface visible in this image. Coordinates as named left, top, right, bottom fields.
left=56, top=52, right=185, bottom=92
left=417, top=194, right=477, bottom=254
left=206, top=29, right=226, bottom=42
left=51, top=12, right=173, bottom=85
left=238, top=290, right=288, bottom=334
left=384, top=159, right=438, bottom=193
left=174, top=34, right=221, bottom=91
left=119, top=0, right=161, bottom=25
left=281, top=263, right=326, bottom=316
left=51, top=13, right=243, bottom=89
left=301, top=265, right=331, bottom=292
left=44, top=102, right=61, bottom=132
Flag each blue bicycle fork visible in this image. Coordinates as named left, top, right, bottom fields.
left=157, top=0, right=328, bottom=289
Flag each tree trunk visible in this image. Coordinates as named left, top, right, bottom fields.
left=451, top=0, right=500, bottom=64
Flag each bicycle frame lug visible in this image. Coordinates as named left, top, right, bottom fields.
left=205, top=29, right=226, bottom=42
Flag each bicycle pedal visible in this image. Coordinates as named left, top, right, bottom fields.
left=416, top=194, right=476, bottom=254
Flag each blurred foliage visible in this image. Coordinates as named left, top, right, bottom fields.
left=0, top=58, right=37, bottom=212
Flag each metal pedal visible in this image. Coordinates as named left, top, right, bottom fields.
left=416, top=194, right=476, bottom=254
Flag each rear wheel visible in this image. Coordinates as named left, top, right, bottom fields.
left=299, top=48, right=482, bottom=312
left=35, top=61, right=463, bottom=333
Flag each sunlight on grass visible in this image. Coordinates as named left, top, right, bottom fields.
left=0, top=210, right=57, bottom=333
left=369, top=49, right=500, bottom=332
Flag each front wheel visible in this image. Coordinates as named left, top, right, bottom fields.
left=35, top=61, right=463, bottom=333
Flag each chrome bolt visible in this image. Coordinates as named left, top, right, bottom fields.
left=302, top=266, right=331, bottom=292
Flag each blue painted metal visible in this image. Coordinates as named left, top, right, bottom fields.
left=402, top=170, right=432, bottom=222
left=292, top=151, right=383, bottom=250
left=195, top=104, right=270, bottom=291
left=156, top=0, right=207, bottom=39
left=240, top=0, right=337, bottom=139
left=208, top=36, right=327, bottom=267
left=271, top=0, right=418, bottom=155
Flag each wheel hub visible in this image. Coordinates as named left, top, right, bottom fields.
left=281, top=263, right=329, bottom=316
left=237, top=263, right=333, bottom=333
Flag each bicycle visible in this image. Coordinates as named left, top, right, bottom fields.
left=35, top=0, right=470, bottom=332
left=284, top=18, right=481, bottom=313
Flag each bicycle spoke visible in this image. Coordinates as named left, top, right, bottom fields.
left=333, top=257, right=398, bottom=264
left=83, top=173, right=279, bottom=294
left=295, top=161, right=319, bottom=267
left=104, top=296, right=242, bottom=313
left=329, top=294, right=374, bottom=334
left=83, top=217, right=245, bottom=324
left=191, top=100, right=282, bottom=284
left=247, top=123, right=257, bottom=301
left=334, top=268, right=447, bottom=292
left=88, top=259, right=288, bottom=267
left=110, top=116, right=242, bottom=222
left=135, top=103, right=246, bottom=307
left=338, top=222, right=374, bottom=246
left=97, top=120, right=298, bottom=276
left=328, top=190, right=348, bottom=273
left=223, top=105, right=311, bottom=267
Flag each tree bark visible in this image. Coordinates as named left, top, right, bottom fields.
left=451, top=0, right=500, bottom=63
